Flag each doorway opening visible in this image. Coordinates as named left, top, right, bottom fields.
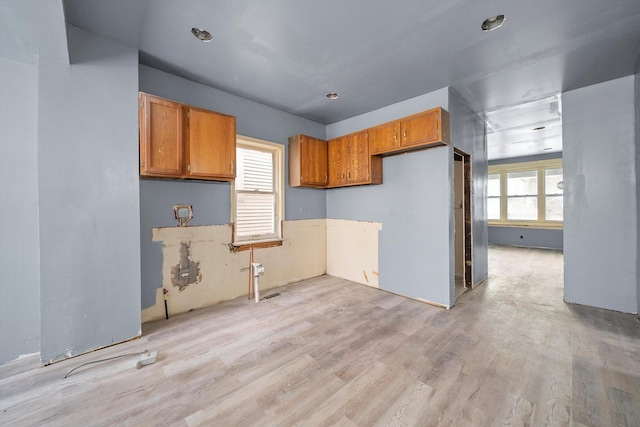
left=454, top=149, right=472, bottom=300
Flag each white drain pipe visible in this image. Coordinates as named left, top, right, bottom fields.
left=251, top=262, right=264, bottom=303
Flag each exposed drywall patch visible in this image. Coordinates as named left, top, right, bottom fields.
left=326, top=219, right=381, bottom=288
left=171, top=242, right=201, bottom=291
left=142, top=220, right=326, bottom=323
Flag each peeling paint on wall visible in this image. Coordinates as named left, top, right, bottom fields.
left=326, top=219, right=381, bottom=288
left=142, top=219, right=327, bottom=323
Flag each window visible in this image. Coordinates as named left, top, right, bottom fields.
left=487, top=173, right=501, bottom=220
left=488, top=159, right=562, bottom=227
left=507, top=170, right=538, bottom=220
left=232, top=137, right=284, bottom=245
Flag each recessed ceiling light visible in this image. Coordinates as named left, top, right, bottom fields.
left=191, top=27, right=213, bottom=42
left=481, top=15, right=505, bottom=31
left=326, top=92, right=339, bottom=100
left=533, top=126, right=546, bottom=131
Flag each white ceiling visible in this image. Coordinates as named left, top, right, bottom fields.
left=60, top=0, right=640, bottom=159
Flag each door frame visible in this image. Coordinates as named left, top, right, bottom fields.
left=454, top=148, right=472, bottom=289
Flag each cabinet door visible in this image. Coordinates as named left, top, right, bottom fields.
left=346, top=131, right=370, bottom=183
left=185, top=107, right=236, bottom=180
left=328, top=136, right=348, bottom=187
left=368, top=121, right=401, bottom=155
left=139, top=93, right=184, bottom=177
left=301, top=136, right=328, bottom=186
left=401, top=109, right=440, bottom=148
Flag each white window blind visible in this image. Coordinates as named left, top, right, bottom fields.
left=235, top=147, right=276, bottom=240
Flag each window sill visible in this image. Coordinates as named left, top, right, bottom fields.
left=229, top=240, right=283, bottom=252
left=488, top=221, right=563, bottom=230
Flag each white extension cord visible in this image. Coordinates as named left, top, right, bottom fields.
left=136, top=350, right=157, bottom=369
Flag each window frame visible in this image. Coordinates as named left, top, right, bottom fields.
left=488, top=158, right=563, bottom=229
left=231, top=136, right=285, bottom=247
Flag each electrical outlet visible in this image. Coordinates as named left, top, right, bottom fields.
left=136, top=350, right=157, bottom=369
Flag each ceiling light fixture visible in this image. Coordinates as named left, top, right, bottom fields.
left=481, top=15, right=505, bottom=31
left=533, top=126, right=546, bottom=131
left=191, top=27, right=213, bottom=42
left=326, top=92, right=339, bottom=100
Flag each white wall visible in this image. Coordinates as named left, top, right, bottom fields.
left=0, top=57, right=41, bottom=363
left=563, top=76, right=637, bottom=313
left=38, top=27, right=141, bottom=363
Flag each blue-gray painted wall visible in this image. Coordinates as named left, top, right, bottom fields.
left=488, top=152, right=564, bottom=250
left=0, top=57, right=41, bottom=363
left=635, top=66, right=640, bottom=318
left=138, top=65, right=326, bottom=309
left=448, top=88, right=489, bottom=292
left=37, top=27, right=141, bottom=363
left=326, top=89, right=456, bottom=307
left=563, top=76, right=637, bottom=314
left=488, top=227, right=563, bottom=250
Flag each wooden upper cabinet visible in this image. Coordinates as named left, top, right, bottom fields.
left=368, top=121, right=401, bottom=155
left=184, top=106, right=236, bottom=180
left=401, top=108, right=441, bottom=147
left=139, top=92, right=237, bottom=181
left=328, top=135, right=348, bottom=186
left=328, top=131, right=382, bottom=187
left=370, top=107, right=450, bottom=156
left=288, top=134, right=327, bottom=187
left=139, top=93, right=184, bottom=177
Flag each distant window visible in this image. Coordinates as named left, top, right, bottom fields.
left=488, top=159, right=562, bottom=227
left=507, top=170, right=538, bottom=220
left=487, top=174, right=501, bottom=220
left=544, top=168, right=563, bottom=221
left=232, top=137, right=284, bottom=244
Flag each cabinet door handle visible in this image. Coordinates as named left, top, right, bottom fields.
left=187, top=164, right=191, bottom=172
left=231, top=161, right=234, bottom=174
left=404, top=129, right=407, bottom=140
left=393, top=129, right=397, bottom=141
left=325, top=173, right=328, bottom=183
left=347, top=171, right=350, bottom=180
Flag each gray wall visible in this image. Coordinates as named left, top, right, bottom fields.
left=563, top=76, right=637, bottom=314
left=0, top=57, right=41, bottom=363
left=326, top=88, right=454, bottom=307
left=37, top=27, right=141, bottom=363
left=138, top=66, right=326, bottom=309
left=636, top=66, right=640, bottom=318
left=488, top=152, right=564, bottom=250
left=449, top=88, right=489, bottom=294
left=489, top=227, right=563, bottom=250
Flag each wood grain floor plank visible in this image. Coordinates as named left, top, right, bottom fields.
left=2, top=246, right=639, bottom=426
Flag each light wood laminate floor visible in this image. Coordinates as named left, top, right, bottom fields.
left=2, top=245, right=639, bottom=426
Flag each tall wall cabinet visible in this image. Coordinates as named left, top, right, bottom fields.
left=139, top=92, right=236, bottom=181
